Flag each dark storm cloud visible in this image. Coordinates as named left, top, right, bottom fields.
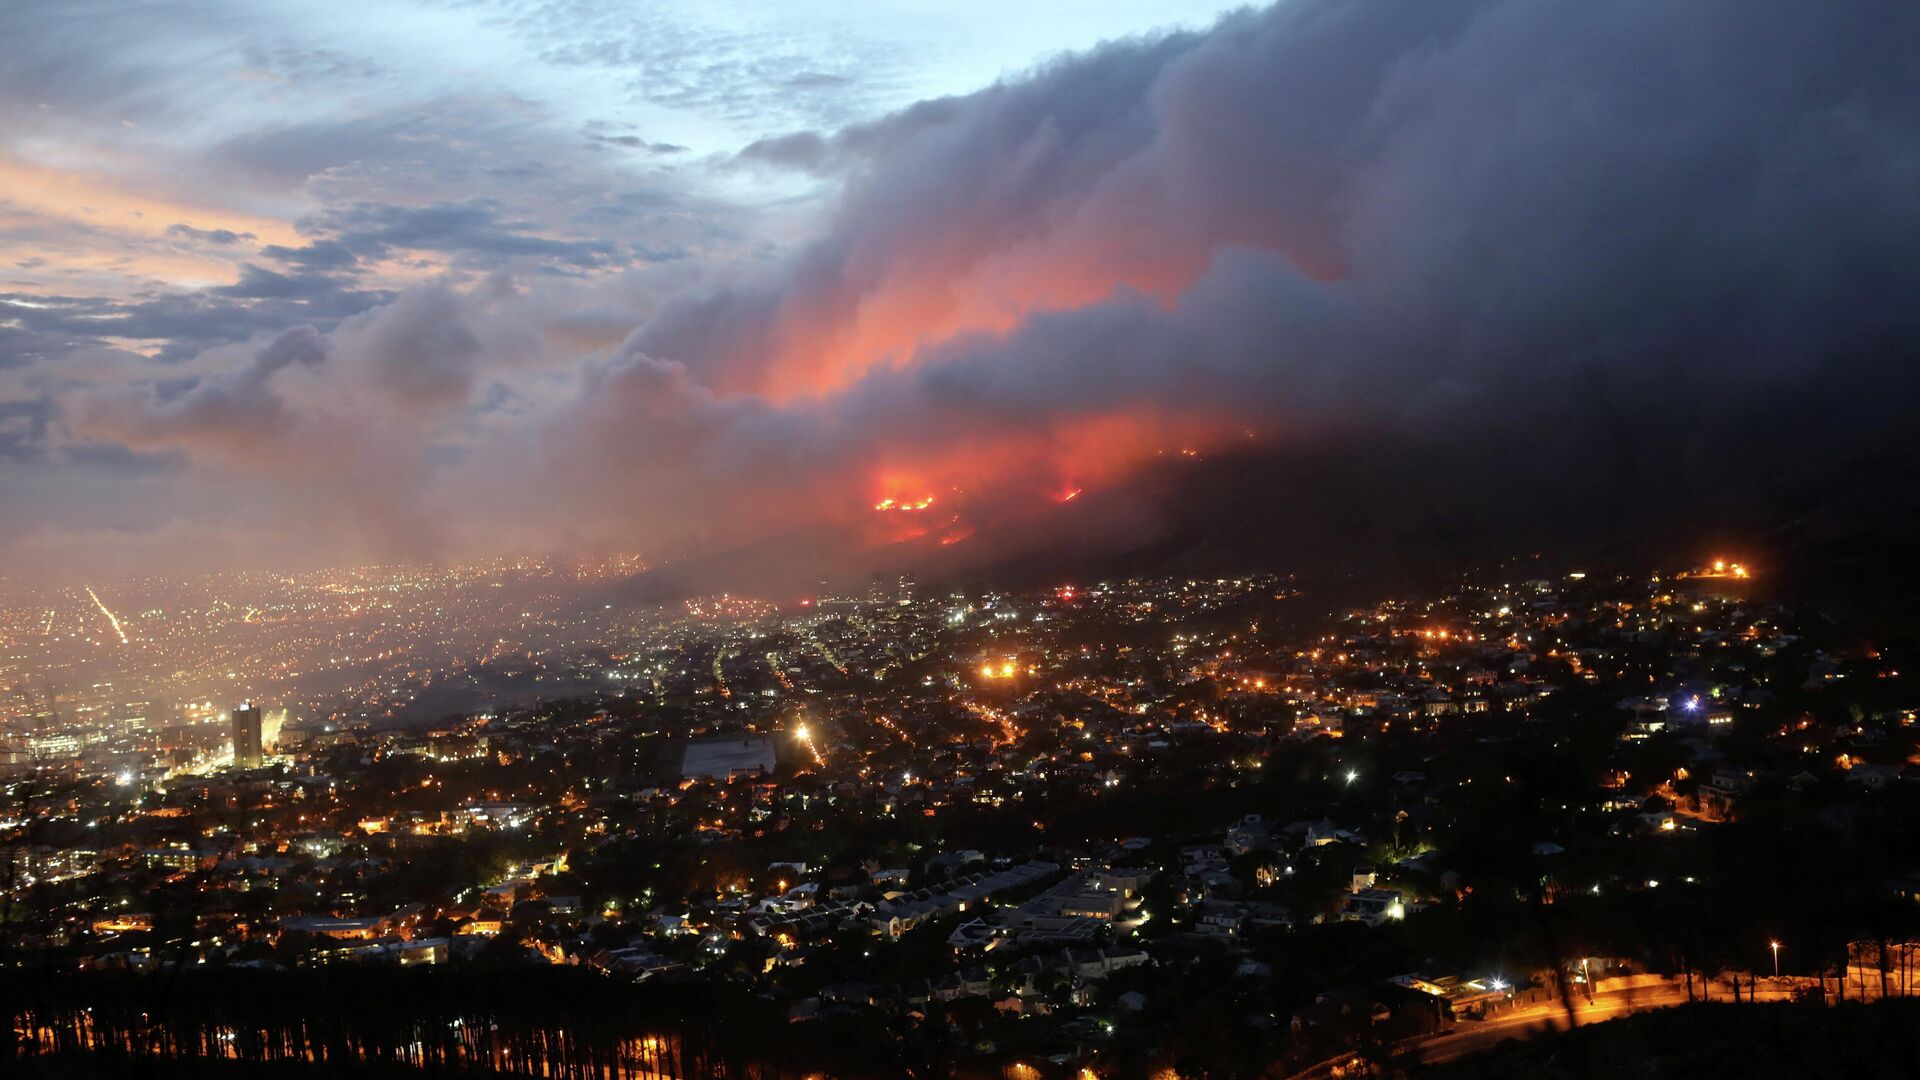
left=1, top=277, right=394, bottom=363
left=57, top=284, right=553, bottom=572
left=0, top=400, right=50, bottom=461
left=299, top=199, right=639, bottom=271
left=581, top=0, right=1920, bottom=568
left=45, top=0, right=1920, bottom=582
left=71, top=325, right=329, bottom=454
left=733, top=96, right=972, bottom=175
left=585, top=133, right=689, bottom=154
left=330, top=286, right=489, bottom=409
left=215, top=264, right=362, bottom=303
left=260, top=239, right=361, bottom=271
left=715, top=0, right=1919, bottom=394
left=166, top=224, right=255, bottom=245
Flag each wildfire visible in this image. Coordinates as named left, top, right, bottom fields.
left=873, top=495, right=936, bottom=512
left=1686, top=558, right=1752, bottom=580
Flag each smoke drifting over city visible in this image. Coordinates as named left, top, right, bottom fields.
left=7, top=0, right=1918, bottom=585
left=10, top=6, right=1920, bottom=1077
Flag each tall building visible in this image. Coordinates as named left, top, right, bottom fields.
left=231, top=702, right=264, bottom=768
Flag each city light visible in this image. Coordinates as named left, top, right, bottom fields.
left=792, top=721, right=824, bottom=767
left=1692, top=559, right=1751, bottom=580
left=0, top=0, right=1899, bottom=1070
left=979, top=660, right=1018, bottom=680
left=0, top=554, right=1892, bottom=1075
left=84, top=585, right=129, bottom=645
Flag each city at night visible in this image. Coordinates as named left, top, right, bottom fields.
left=2, top=2, right=1918, bottom=1077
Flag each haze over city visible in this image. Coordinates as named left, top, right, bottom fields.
left=3, top=2, right=1919, bottom=1079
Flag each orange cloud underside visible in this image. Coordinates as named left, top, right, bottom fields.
left=727, top=220, right=1242, bottom=548
left=753, top=223, right=1207, bottom=403
left=0, top=153, right=303, bottom=250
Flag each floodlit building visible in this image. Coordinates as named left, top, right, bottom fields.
left=231, top=702, right=264, bottom=768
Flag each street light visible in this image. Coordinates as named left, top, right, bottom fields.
left=1770, top=940, right=1780, bottom=978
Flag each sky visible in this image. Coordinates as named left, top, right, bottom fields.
left=3, top=0, right=1917, bottom=586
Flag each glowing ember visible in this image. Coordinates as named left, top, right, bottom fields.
left=1686, top=559, right=1752, bottom=580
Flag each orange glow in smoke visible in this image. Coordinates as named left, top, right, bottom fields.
left=835, top=402, right=1245, bottom=558
left=742, top=223, right=1212, bottom=403
left=873, top=412, right=1223, bottom=508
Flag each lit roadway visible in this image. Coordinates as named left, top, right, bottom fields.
left=1414, top=978, right=1798, bottom=1066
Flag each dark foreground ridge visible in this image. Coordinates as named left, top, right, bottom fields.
left=0, top=967, right=856, bottom=1079
left=9, top=977, right=1920, bottom=1080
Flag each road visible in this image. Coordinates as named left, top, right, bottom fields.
left=1415, top=977, right=1800, bottom=1065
